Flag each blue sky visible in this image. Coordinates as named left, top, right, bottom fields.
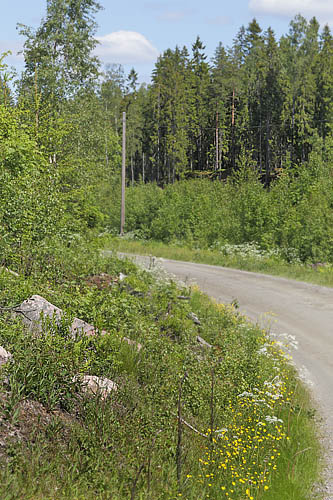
left=2, top=0, right=333, bottom=84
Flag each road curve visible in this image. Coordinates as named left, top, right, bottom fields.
left=116, top=253, right=333, bottom=496
left=159, top=258, right=333, bottom=496
left=160, top=260, right=333, bottom=408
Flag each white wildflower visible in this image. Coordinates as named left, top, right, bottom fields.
left=265, top=415, right=283, bottom=424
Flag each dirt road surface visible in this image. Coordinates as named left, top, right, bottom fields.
left=115, top=253, right=333, bottom=497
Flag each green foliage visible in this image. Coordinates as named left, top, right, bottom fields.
left=3, top=321, right=82, bottom=411
left=0, top=52, right=14, bottom=106
left=87, top=16, right=333, bottom=186
left=0, top=104, right=64, bottom=266
left=17, top=0, right=102, bottom=102
left=0, top=243, right=321, bottom=499
left=4, top=12, right=333, bottom=269
left=113, top=148, right=333, bottom=262
left=0, top=105, right=39, bottom=174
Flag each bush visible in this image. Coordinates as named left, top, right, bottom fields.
left=109, top=155, right=333, bottom=263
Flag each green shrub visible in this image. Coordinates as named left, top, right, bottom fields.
left=110, top=153, right=333, bottom=263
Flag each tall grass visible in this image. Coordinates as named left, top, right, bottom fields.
left=0, top=241, right=323, bottom=499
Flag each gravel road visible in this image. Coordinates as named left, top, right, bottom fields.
left=115, top=253, right=333, bottom=498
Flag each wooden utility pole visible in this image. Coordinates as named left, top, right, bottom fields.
left=215, top=110, right=219, bottom=173
left=232, top=88, right=235, bottom=170
left=231, top=89, right=235, bottom=127
left=142, top=152, right=145, bottom=183
left=120, top=111, right=126, bottom=235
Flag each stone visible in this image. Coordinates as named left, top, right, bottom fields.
left=15, top=295, right=99, bottom=337
left=123, top=336, right=143, bottom=352
left=196, top=336, right=212, bottom=349
left=0, top=267, right=19, bottom=277
left=14, top=295, right=143, bottom=350
left=74, top=375, right=118, bottom=400
left=188, top=312, right=201, bottom=325
left=0, top=347, right=12, bottom=368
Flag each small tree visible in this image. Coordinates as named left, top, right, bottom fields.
left=17, top=0, right=103, bottom=103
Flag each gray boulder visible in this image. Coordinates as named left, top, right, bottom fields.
left=74, top=375, right=118, bottom=400
left=196, top=336, right=212, bottom=349
left=14, top=295, right=142, bottom=350
left=0, top=347, right=12, bottom=368
left=15, top=295, right=103, bottom=337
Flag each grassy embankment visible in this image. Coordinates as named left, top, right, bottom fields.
left=0, top=239, right=323, bottom=499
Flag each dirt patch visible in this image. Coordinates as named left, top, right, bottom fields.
left=0, top=390, right=73, bottom=462
left=85, top=273, right=118, bottom=290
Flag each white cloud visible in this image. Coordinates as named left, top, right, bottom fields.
left=249, top=0, right=333, bottom=21
left=95, top=31, right=159, bottom=64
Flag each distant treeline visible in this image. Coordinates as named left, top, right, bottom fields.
left=106, top=15, right=333, bottom=185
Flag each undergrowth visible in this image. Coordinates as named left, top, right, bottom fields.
left=105, top=159, right=333, bottom=266
left=0, top=240, right=322, bottom=499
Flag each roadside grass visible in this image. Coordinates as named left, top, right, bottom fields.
left=262, top=382, right=321, bottom=500
left=0, top=241, right=323, bottom=499
left=105, top=237, right=333, bottom=288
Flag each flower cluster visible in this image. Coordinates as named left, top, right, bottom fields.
left=210, top=242, right=282, bottom=260
left=187, top=336, right=293, bottom=499
left=210, top=241, right=302, bottom=264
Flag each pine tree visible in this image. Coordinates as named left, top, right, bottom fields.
left=123, top=68, right=146, bottom=184
left=149, top=47, right=190, bottom=183
left=241, top=19, right=265, bottom=172
left=279, top=15, right=319, bottom=163
left=314, top=25, right=333, bottom=142
left=187, top=36, right=211, bottom=173
left=210, top=43, right=237, bottom=176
